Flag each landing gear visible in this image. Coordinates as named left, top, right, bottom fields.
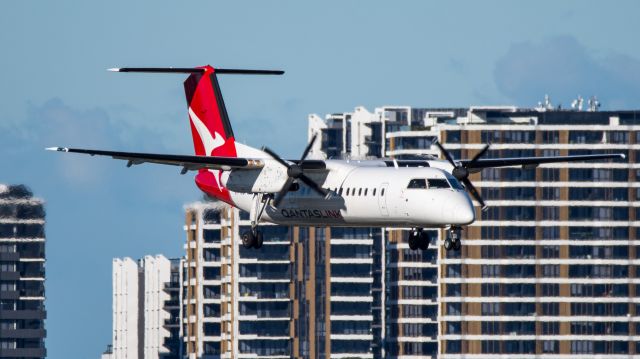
left=243, top=193, right=270, bottom=250
left=241, top=229, right=263, bottom=249
left=408, top=229, right=430, bottom=251
left=445, top=226, right=462, bottom=252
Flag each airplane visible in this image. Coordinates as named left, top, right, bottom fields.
left=47, top=65, right=625, bottom=252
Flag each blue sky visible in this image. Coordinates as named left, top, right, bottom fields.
left=1, top=1, right=639, bottom=357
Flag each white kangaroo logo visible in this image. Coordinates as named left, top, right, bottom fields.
left=189, top=107, right=225, bottom=156
left=189, top=107, right=226, bottom=190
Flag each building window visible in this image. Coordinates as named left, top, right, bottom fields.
left=542, top=340, right=559, bottom=354
left=482, top=340, right=500, bottom=354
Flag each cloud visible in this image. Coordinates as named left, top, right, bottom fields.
left=494, top=36, right=640, bottom=109
left=1, top=98, right=197, bottom=202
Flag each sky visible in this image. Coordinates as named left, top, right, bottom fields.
left=1, top=1, right=639, bottom=357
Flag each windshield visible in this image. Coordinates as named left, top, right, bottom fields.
left=445, top=174, right=465, bottom=190
left=427, top=178, right=450, bottom=189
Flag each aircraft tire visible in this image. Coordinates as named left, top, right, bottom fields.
left=254, top=231, right=263, bottom=249
left=418, top=232, right=429, bottom=251
left=443, top=237, right=453, bottom=251
left=408, top=233, right=419, bottom=250
left=241, top=231, right=255, bottom=249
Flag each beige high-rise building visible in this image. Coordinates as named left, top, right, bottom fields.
left=183, top=203, right=385, bottom=359
left=310, top=103, right=639, bottom=358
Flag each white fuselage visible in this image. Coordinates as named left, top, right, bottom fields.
left=220, top=157, right=475, bottom=228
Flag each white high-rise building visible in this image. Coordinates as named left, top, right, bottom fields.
left=143, top=255, right=172, bottom=359
left=113, top=257, right=142, bottom=359
left=112, top=255, right=176, bottom=359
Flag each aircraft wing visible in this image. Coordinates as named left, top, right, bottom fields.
left=460, top=153, right=625, bottom=171
left=46, top=147, right=264, bottom=173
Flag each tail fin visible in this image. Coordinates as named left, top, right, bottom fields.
left=108, top=65, right=283, bottom=204
left=183, top=66, right=238, bottom=158
left=108, top=65, right=284, bottom=158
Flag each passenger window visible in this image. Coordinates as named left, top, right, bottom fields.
left=339, top=188, right=343, bottom=195
left=407, top=179, right=427, bottom=189
left=364, top=188, right=368, bottom=196
left=346, top=188, right=350, bottom=196
left=373, top=188, right=377, bottom=196
left=381, top=188, right=385, bottom=196
left=428, top=178, right=451, bottom=189
left=358, top=188, right=362, bottom=196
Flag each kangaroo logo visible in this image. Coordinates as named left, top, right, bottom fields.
left=189, top=107, right=226, bottom=190
left=189, top=107, right=225, bottom=156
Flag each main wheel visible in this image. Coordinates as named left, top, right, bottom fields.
left=443, top=237, right=453, bottom=251
left=408, top=232, right=419, bottom=250
left=254, top=231, right=263, bottom=249
left=241, top=231, right=255, bottom=249
left=418, top=232, right=429, bottom=251
left=452, top=237, right=461, bottom=251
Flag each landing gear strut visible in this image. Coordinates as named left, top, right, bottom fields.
left=444, top=226, right=462, bottom=252
left=408, top=229, right=430, bottom=251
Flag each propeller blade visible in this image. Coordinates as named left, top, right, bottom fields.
left=298, top=173, right=329, bottom=198
left=262, top=146, right=291, bottom=169
left=433, top=140, right=457, bottom=167
left=273, top=177, right=295, bottom=208
left=462, top=178, right=487, bottom=211
left=300, top=133, right=317, bottom=162
left=467, top=143, right=491, bottom=168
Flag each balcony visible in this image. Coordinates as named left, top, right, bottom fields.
left=0, top=290, right=19, bottom=300
left=0, top=310, right=46, bottom=320
left=164, top=300, right=180, bottom=308
left=0, top=252, right=19, bottom=261
left=19, top=289, right=44, bottom=298
left=0, top=270, right=20, bottom=280
left=0, top=328, right=46, bottom=339
left=0, top=348, right=46, bottom=357
left=20, top=270, right=45, bottom=278
left=163, top=282, right=180, bottom=292
left=164, top=317, right=180, bottom=327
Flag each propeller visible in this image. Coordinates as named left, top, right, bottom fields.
left=263, top=134, right=329, bottom=207
left=433, top=140, right=490, bottom=211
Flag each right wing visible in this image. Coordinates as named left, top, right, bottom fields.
left=46, top=147, right=264, bottom=173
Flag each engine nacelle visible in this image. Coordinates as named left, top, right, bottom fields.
left=223, top=160, right=289, bottom=193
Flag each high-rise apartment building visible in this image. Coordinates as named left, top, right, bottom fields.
left=112, top=255, right=182, bottom=359
left=183, top=203, right=385, bottom=359
left=310, top=104, right=640, bottom=357
left=0, top=184, right=46, bottom=359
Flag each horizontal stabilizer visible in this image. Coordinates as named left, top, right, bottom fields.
left=108, top=67, right=284, bottom=75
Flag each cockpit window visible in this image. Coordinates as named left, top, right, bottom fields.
left=427, top=178, right=450, bottom=189
left=445, top=175, right=465, bottom=190
left=407, top=179, right=427, bottom=189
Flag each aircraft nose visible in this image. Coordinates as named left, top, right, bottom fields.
left=448, top=194, right=475, bottom=225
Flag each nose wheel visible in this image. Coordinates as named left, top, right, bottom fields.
left=408, top=229, right=430, bottom=251
left=444, top=227, right=462, bottom=251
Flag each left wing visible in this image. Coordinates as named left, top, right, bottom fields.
left=46, top=147, right=264, bottom=173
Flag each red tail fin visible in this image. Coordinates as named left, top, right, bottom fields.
left=184, top=66, right=238, bottom=158
left=107, top=65, right=283, bottom=204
